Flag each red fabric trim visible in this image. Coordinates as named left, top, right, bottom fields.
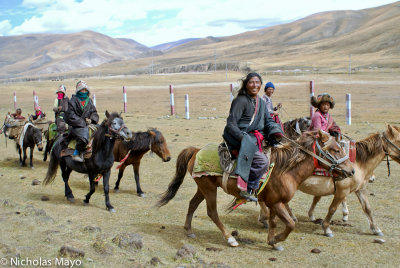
left=253, top=130, right=264, bottom=152
left=313, top=141, right=320, bottom=169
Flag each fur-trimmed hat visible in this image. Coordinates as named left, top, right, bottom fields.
left=75, top=80, right=90, bottom=95
left=311, top=93, right=335, bottom=109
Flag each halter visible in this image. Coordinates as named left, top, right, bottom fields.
left=106, top=123, right=127, bottom=138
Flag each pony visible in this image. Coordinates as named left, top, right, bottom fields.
left=283, top=117, right=311, bottom=139
left=16, top=123, right=43, bottom=168
left=157, top=130, right=354, bottom=250
left=261, top=124, right=400, bottom=237
left=113, top=128, right=171, bottom=197
left=43, top=111, right=132, bottom=212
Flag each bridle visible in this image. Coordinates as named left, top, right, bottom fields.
left=381, top=131, right=400, bottom=176
left=281, top=135, right=351, bottom=179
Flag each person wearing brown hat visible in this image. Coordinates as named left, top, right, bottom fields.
left=308, top=93, right=341, bottom=138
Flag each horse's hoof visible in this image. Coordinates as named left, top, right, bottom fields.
left=138, top=193, right=145, bottom=198
left=309, top=216, right=315, bottom=221
left=324, top=232, right=334, bottom=238
left=263, top=223, right=269, bottom=229
left=108, top=208, right=116, bottom=213
left=273, top=244, right=284, bottom=251
left=343, top=216, right=348, bottom=222
left=227, top=237, right=239, bottom=247
left=30, top=166, right=34, bottom=169
left=187, top=233, right=196, bottom=239
left=292, top=217, right=298, bottom=222
left=375, top=231, right=384, bottom=237
left=83, top=201, right=89, bottom=206
left=67, top=197, right=75, bottom=203
left=114, top=189, right=120, bottom=193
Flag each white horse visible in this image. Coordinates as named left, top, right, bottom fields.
left=260, top=124, right=400, bottom=237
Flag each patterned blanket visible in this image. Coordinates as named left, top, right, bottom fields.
left=192, top=143, right=236, bottom=178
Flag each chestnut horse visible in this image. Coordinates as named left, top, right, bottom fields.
left=262, top=124, right=400, bottom=237
left=113, top=128, right=171, bottom=196
left=157, top=130, right=354, bottom=250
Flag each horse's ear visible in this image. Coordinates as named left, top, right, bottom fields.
left=318, top=129, right=330, bottom=143
left=149, top=130, right=156, bottom=137
left=105, top=110, right=110, bottom=118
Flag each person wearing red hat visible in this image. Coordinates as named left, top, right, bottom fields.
left=30, top=105, right=46, bottom=121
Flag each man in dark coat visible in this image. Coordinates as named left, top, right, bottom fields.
left=53, top=84, right=69, bottom=134
left=65, top=80, right=99, bottom=162
left=223, top=73, right=283, bottom=202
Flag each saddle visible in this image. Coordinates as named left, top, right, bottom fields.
left=60, top=124, right=97, bottom=159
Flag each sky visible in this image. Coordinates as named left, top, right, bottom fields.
left=0, top=0, right=397, bottom=47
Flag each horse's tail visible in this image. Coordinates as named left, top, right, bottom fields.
left=156, top=146, right=199, bottom=207
left=43, top=149, right=59, bottom=185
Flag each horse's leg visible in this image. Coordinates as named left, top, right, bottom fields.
left=321, top=193, right=348, bottom=237
left=184, top=188, right=205, bottom=238
left=43, top=140, right=50, bottom=161
left=133, top=162, right=144, bottom=197
left=284, top=202, right=297, bottom=222
left=114, top=164, right=126, bottom=193
left=197, top=180, right=238, bottom=247
left=355, top=188, right=383, bottom=236
left=18, top=145, right=23, bottom=166
left=342, top=198, right=349, bottom=222
left=29, top=146, right=34, bottom=168
left=21, top=146, right=27, bottom=166
left=84, top=173, right=97, bottom=206
left=308, top=196, right=322, bottom=221
left=269, top=202, right=296, bottom=251
left=267, top=208, right=283, bottom=250
left=258, top=202, right=270, bottom=229
left=61, top=162, right=74, bottom=202
left=102, top=169, right=115, bottom=212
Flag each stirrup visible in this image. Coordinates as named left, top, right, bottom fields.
left=240, top=190, right=258, bottom=203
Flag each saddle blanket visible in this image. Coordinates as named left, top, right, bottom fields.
left=192, top=143, right=236, bottom=178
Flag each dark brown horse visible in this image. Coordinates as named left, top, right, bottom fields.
left=283, top=117, right=311, bottom=139
left=44, top=112, right=132, bottom=212
left=113, top=128, right=171, bottom=196
left=157, top=130, right=354, bottom=250
left=16, top=123, right=43, bottom=168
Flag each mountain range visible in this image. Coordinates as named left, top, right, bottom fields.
left=0, top=1, right=399, bottom=79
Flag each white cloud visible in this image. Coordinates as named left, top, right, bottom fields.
left=0, top=20, right=12, bottom=35
left=6, top=0, right=397, bottom=46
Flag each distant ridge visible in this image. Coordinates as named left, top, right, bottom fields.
left=151, top=38, right=200, bottom=52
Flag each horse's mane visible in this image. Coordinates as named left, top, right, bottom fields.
left=125, top=128, right=161, bottom=151
left=283, top=117, right=311, bottom=139
left=270, top=132, right=315, bottom=177
left=92, top=112, right=119, bottom=154
left=356, top=133, right=383, bottom=164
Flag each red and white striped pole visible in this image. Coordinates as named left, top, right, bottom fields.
left=123, top=86, right=127, bottom=113
left=169, top=85, right=175, bottom=116
left=346, top=93, right=351, bottom=125
left=93, top=94, right=96, bottom=107
left=185, top=94, right=190, bottom=120
left=13, top=91, right=17, bottom=110
left=230, top=83, right=233, bottom=102
left=33, top=90, right=38, bottom=109
left=309, top=80, right=314, bottom=118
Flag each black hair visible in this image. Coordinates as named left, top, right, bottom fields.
left=237, top=72, right=263, bottom=96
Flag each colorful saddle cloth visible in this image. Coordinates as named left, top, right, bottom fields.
left=313, top=168, right=333, bottom=177
left=192, top=143, right=236, bottom=178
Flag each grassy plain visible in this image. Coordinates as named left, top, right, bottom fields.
left=0, top=71, right=399, bottom=267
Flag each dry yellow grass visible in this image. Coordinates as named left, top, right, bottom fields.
left=0, top=71, right=399, bottom=267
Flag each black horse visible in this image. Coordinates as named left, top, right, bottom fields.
left=113, top=128, right=171, bottom=196
left=43, top=111, right=132, bottom=212
left=16, top=123, right=43, bottom=168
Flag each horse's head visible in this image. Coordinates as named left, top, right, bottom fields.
left=382, top=124, right=400, bottom=164
left=148, top=128, right=171, bottom=162
left=314, top=130, right=354, bottom=179
left=31, top=125, right=43, bottom=151
left=105, top=111, right=132, bottom=141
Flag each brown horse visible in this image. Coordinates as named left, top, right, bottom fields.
left=157, top=130, right=354, bottom=250
left=265, top=124, right=400, bottom=237
left=113, top=128, right=171, bottom=196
